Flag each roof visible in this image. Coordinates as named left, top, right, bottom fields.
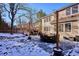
left=54, top=3, right=79, bottom=12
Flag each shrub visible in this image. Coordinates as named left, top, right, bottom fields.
left=74, top=36, right=79, bottom=41
left=39, top=33, right=56, bottom=43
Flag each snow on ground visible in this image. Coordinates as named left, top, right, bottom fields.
left=1, top=33, right=79, bottom=56
left=0, top=33, right=54, bottom=56
left=60, top=40, right=79, bottom=56
left=64, top=42, right=79, bottom=56
left=30, top=35, right=40, bottom=40
left=0, top=33, right=24, bottom=37
left=0, top=40, right=50, bottom=56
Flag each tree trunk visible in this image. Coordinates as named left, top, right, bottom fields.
left=11, top=18, right=14, bottom=34
left=9, top=3, right=15, bottom=34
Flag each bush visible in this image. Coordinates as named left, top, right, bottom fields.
left=39, top=33, right=56, bottom=43
left=74, top=36, right=79, bottom=41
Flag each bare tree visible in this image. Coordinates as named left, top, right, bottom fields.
left=18, top=14, right=25, bottom=33
left=0, top=4, right=4, bottom=31
left=3, top=3, right=21, bottom=34
left=19, top=7, right=37, bottom=34
left=0, top=3, right=4, bottom=22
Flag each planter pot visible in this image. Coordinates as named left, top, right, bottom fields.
left=53, top=47, right=64, bottom=56
left=28, top=36, right=31, bottom=40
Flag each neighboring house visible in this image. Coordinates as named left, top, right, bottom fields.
left=17, top=23, right=30, bottom=34
left=40, top=14, right=55, bottom=36
left=33, top=20, right=42, bottom=32
left=51, top=3, right=79, bottom=40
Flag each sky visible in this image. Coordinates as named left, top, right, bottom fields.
left=28, top=3, right=71, bottom=14
left=3, top=3, right=72, bottom=25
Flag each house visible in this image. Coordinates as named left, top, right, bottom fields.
left=40, top=14, right=55, bottom=36
left=17, top=23, right=30, bottom=34
left=51, top=3, right=79, bottom=40
left=33, top=19, right=42, bottom=32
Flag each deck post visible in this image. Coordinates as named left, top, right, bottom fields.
left=56, top=11, right=60, bottom=49
left=53, top=11, right=63, bottom=56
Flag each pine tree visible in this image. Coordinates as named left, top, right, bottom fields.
left=37, top=9, right=46, bottom=19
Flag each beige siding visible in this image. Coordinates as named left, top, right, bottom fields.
left=41, top=14, right=55, bottom=36
left=58, top=9, right=66, bottom=19
left=58, top=21, right=79, bottom=40
left=41, top=18, right=45, bottom=33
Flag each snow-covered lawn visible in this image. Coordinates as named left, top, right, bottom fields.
left=60, top=40, right=79, bottom=56
left=0, top=33, right=54, bottom=56
left=1, top=33, right=79, bottom=56
left=0, top=33, right=24, bottom=37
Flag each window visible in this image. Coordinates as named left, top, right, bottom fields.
left=58, top=24, right=63, bottom=32
left=72, top=5, right=78, bottom=14
left=66, top=8, right=71, bottom=15
left=65, top=23, right=71, bottom=32
left=44, top=17, right=50, bottom=22
left=44, top=27, right=50, bottom=31
left=54, top=24, right=63, bottom=32
left=48, top=16, right=51, bottom=21
left=54, top=24, right=56, bottom=31
left=44, top=18, right=46, bottom=22
left=44, top=18, right=47, bottom=22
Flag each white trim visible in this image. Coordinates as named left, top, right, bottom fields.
left=70, top=6, right=72, bottom=15
left=66, top=4, right=79, bottom=16
left=64, top=22, right=72, bottom=32
left=59, top=23, right=64, bottom=32
left=77, top=17, right=79, bottom=34
left=77, top=4, right=79, bottom=12
left=77, top=5, right=79, bottom=35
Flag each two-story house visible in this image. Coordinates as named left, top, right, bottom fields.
left=51, top=3, right=79, bottom=40
left=41, top=14, right=55, bottom=36
left=33, top=20, right=42, bottom=32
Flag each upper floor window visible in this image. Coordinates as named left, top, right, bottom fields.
left=48, top=16, right=51, bottom=21
left=44, top=27, right=50, bottom=31
left=72, top=5, right=78, bottom=14
left=44, top=17, right=50, bottom=22
left=44, top=18, right=47, bottom=22
left=66, top=8, right=71, bottom=15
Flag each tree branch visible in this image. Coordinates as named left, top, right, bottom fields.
left=3, top=4, right=12, bottom=20
left=8, top=12, right=12, bottom=20
left=3, top=4, right=10, bottom=13
left=14, top=4, right=19, bottom=15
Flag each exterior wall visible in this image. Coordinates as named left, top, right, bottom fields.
left=58, top=9, right=66, bottom=19
left=33, top=20, right=42, bottom=32
left=17, top=23, right=30, bottom=34
left=41, top=14, right=55, bottom=36
left=58, top=4, right=79, bottom=19
left=58, top=21, right=79, bottom=40
left=41, top=18, right=45, bottom=33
